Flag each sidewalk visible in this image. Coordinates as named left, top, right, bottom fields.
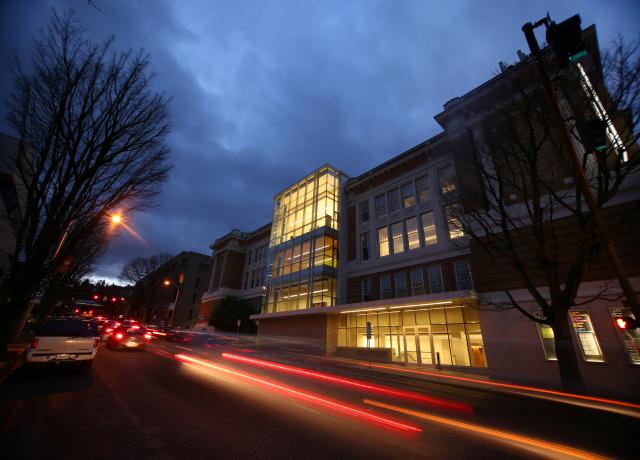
left=0, top=341, right=29, bottom=383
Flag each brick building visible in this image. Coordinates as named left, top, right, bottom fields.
left=202, top=22, right=639, bottom=398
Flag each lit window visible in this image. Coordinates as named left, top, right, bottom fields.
left=445, top=206, right=464, bottom=239
left=420, top=211, right=437, bottom=245
left=394, top=272, right=407, bottom=298
left=375, top=194, right=386, bottom=217
left=380, top=274, right=392, bottom=299
left=377, top=227, right=389, bottom=257
left=391, top=222, right=404, bottom=254
left=359, top=201, right=369, bottom=224
left=569, top=310, right=604, bottom=362
left=361, top=278, right=372, bottom=302
left=427, top=265, right=443, bottom=293
left=608, top=307, right=640, bottom=365
left=410, top=268, right=424, bottom=295
left=405, top=217, right=420, bottom=250
left=401, top=182, right=415, bottom=208
left=360, top=232, right=370, bottom=261
left=388, top=188, right=400, bottom=213
left=416, top=174, right=429, bottom=202
left=438, top=166, right=456, bottom=194
left=453, top=260, right=473, bottom=290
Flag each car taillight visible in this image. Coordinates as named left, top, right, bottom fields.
left=31, top=338, right=39, bottom=349
left=106, top=328, right=113, bottom=333
left=132, top=325, right=140, bottom=330
left=144, top=333, right=152, bottom=339
left=115, top=333, right=124, bottom=339
left=93, top=337, right=99, bottom=348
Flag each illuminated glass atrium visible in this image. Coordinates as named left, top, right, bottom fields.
left=264, top=165, right=342, bottom=313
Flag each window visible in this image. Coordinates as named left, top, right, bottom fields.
left=247, top=250, right=252, bottom=265
left=438, top=165, right=456, bottom=194
left=420, top=211, right=437, bottom=245
left=380, top=274, right=392, bottom=299
left=359, top=201, right=369, bottom=224
left=191, top=292, right=197, bottom=303
left=401, top=182, right=415, bottom=208
left=427, top=265, right=444, bottom=293
left=388, top=188, right=400, bottom=213
left=394, top=272, right=407, bottom=298
left=188, top=309, right=194, bottom=320
left=445, top=206, right=464, bottom=239
left=608, top=307, right=640, bottom=365
left=360, top=232, right=370, bottom=261
left=568, top=310, right=604, bottom=362
left=405, top=217, right=420, bottom=250
left=416, top=174, right=429, bottom=202
left=453, top=260, right=473, bottom=290
left=391, top=222, right=404, bottom=254
left=361, top=278, right=372, bottom=302
left=378, top=227, right=390, bottom=257
left=375, top=194, right=386, bottom=217
left=194, top=277, right=200, bottom=288
left=243, top=272, right=249, bottom=290
left=410, top=268, right=425, bottom=295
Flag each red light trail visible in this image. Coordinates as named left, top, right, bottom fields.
left=176, top=353, right=422, bottom=433
left=222, top=352, right=471, bottom=414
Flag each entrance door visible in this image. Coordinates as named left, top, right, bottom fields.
left=403, top=326, right=433, bottom=366
left=403, top=327, right=418, bottom=364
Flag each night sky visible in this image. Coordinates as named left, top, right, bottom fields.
left=1, top=0, right=638, bottom=284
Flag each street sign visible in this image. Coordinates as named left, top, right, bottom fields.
left=366, top=321, right=372, bottom=340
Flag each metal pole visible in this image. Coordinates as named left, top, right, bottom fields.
left=522, top=22, right=640, bottom=319
left=169, top=284, right=181, bottom=326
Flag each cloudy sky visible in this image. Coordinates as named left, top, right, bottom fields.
left=1, top=0, right=638, bottom=283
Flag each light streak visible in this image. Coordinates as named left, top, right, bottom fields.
left=221, top=353, right=471, bottom=414
left=363, top=399, right=608, bottom=460
left=358, top=362, right=640, bottom=411
left=176, top=353, right=422, bottom=433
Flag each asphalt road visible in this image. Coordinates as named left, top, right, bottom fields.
left=1, top=335, right=637, bottom=459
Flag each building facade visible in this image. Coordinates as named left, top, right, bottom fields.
left=161, top=251, right=211, bottom=328
left=204, top=23, right=639, bottom=397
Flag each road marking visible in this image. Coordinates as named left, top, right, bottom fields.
left=363, top=399, right=609, bottom=460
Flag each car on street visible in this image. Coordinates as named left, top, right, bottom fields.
left=106, top=326, right=151, bottom=350
left=26, top=317, right=100, bottom=371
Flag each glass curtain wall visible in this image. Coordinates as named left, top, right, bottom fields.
left=337, top=304, right=486, bottom=368
left=265, top=166, right=341, bottom=313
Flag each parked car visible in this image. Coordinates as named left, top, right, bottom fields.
left=26, top=317, right=100, bottom=371
left=106, top=326, right=151, bottom=350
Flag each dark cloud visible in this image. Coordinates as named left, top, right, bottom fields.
left=1, top=0, right=638, bottom=282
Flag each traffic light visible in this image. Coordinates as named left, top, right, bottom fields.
left=614, top=316, right=639, bottom=330
left=576, top=119, right=608, bottom=153
left=92, top=294, right=100, bottom=300
left=546, top=14, right=586, bottom=68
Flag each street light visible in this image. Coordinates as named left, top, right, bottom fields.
left=111, top=214, right=122, bottom=224
left=163, top=278, right=182, bottom=326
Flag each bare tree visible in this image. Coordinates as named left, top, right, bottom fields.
left=120, top=253, right=174, bottom=322
left=449, top=37, right=640, bottom=390
left=0, top=9, right=171, bottom=354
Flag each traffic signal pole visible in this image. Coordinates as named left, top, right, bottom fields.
left=522, top=21, right=640, bottom=320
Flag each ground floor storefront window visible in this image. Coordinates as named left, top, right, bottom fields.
left=337, top=303, right=486, bottom=368
left=609, top=306, right=640, bottom=365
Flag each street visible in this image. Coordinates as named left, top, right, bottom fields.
left=1, top=334, right=638, bottom=459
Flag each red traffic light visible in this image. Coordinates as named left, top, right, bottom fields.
left=614, top=316, right=638, bottom=330
left=92, top=294, right=100, bottom=300
left=111, top=297, right=117, bottom=302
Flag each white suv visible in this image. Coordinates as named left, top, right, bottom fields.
left=26, top=318, right=100, bottom=371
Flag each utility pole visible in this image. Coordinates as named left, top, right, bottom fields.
left=522, top=18, right=640, bottom=320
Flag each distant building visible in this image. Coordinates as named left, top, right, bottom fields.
left=199, top=224, right=271, bottom=325
left=161, top=251, right=211, bottom=328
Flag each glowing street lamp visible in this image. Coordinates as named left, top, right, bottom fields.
left=110, top=214, right=122, bottom=224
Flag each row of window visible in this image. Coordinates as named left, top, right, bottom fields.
left=360, top=209, right=462, bottom=261
left=247, top=244, right=268, bottom=266
left=360, top=260, right=473, bottom=302
left=537, top=307, right=640, bottom=366
left=359, top=165, right=457, bottom=224
left=243, top=266, right=266, bottom=291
